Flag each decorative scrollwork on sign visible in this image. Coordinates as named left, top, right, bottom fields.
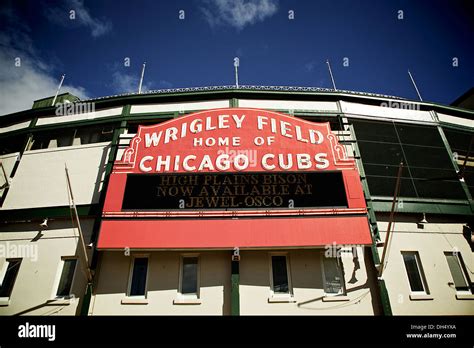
left=121, top=136, right=141, bottom=167
left=327, top=133, right=353, bottom=167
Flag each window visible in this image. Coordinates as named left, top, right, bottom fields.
left=127, top=119, right=173, bottom=134
left=402, top=252, right=429, bottom=294
left=351, top=119, right=467, bottom=200
left=56, top=258, right=77, bottom=298
left=297, top=115, right=344, bottom=131
left=0, top=135, right=26, bottom=155
left=74, top=126, right=114, bottom=145
left=445, top=252, right=471, bottom=294
left=30, top=130, right=74, bottom=150
left=269, top=254, right=293, bottom=300
left=271, top=255, right=289, bottom=293
left=128, top=257, right=148, bottom=297
left=322, top=255, right=345, bottom=295
left=179, top=256, right=199, bottom=297
left=444, top=128, right=474, bottom=198
left=29, top=126, right=114, bottom=150
left=0, top=259, right=22, bottom=299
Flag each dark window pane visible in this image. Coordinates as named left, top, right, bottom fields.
left=351, top=120, right=399, bottom=143
left=56, top=259, right=77, bottom=297
left=181, top=257, right=198, bottom=294
left=366, top=177, right=417, bottom=197
left=409, top=167, right=459, bottom=180
left=128, top=119, right=173, bottom=134
left=403, top=145, right=454, bottom=170
left=444, top=128, right=474, bottom=198
left=323, top=257, right=343, bottom=294
left=76, top=126, right=114, bottom=145
left=297, top=115, right=343, bottom=130
left=363, top=164, right=411, bottom=178
left=130, top=258, right=148, bottom=296
left=465, top=168, right=474, bottom=194
left=30, top=135, right=49, bottom=150
left=0, top=259, right=21, bottom=298
left=413, top=179, right=466, bottom=200
left=402, top=253, right=425, bottom=292
left=353, top=119, right=467, bottom=200
left=56, top=132, right=74, bottom=147
left=0, top=136, right=26, bottom=155
left=358, top=142, right=404, bottom=166
left=444, top=128, right=473, bottom=152
left=396, top=124, right=444, bottom=147
left=31, top=130, right=75, bottom=149
left=272, top=256, right=289, bottom=293
left=445, top=253, right=470, bottom=292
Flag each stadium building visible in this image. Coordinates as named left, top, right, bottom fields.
left=0, top=86, right=472, bottom=315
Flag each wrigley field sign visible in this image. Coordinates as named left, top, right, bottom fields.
left=99, top=108, right=370, bottom=249
left=103, top=108, right=366, bottom=215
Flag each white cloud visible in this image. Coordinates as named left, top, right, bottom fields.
left=0, top=9, right=89, bottom=116
left=200, top=0, right=278, bottom=30
left=45, top=0, right=112, bottom=38
left=110, top=70, right=154, bottom=94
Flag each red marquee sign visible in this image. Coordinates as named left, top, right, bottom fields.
left=98, top=108, right=372, bottom=249
left=117, top=108, right=354, bottom=173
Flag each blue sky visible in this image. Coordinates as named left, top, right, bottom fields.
left=0, top=0, right=473, bottom=115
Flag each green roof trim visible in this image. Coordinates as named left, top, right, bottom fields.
left=3, top=85, right=473, bottom=122
left=32, top=93, right=80, bottom=110
left=371, top=201, right=473, bottom=215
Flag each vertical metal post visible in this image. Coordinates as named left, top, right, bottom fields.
left=51, top=74, right=66, bottom=106
left=231, top=259, right=240, bottom=315
left=234, top=57, right=240, bottom=88
left=408, top=70, right=423, bottom=101
left=138, top=62, right=146, bottom=94
left=65, top=164, right=92, bottom=282
left=378, top=162, right=403, bottom=277
left=326, top=60, right=337, bottom=91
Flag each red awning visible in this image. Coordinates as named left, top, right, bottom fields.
left=97, top=216, right=372, bottom=249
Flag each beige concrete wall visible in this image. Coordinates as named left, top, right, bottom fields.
left=239, top=249, right=380, bottom=315
left=1, top=143, right=110, bottom=209
left=130, top=100, right=230, bottom=114
left=0, top=219, right=94, bottom=315
left=376, top=216, right=474, bottom=315
left=238, top=99, right=339, bottom=112
left=36, top=107, right=122, bottom=126
left=0, top=121, right=31, bottom=134
left=89, top=251, right=231, bottom=315
left=340, top=100, right=434, bottom=123
left=437, top=113, right=474, bottom=129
